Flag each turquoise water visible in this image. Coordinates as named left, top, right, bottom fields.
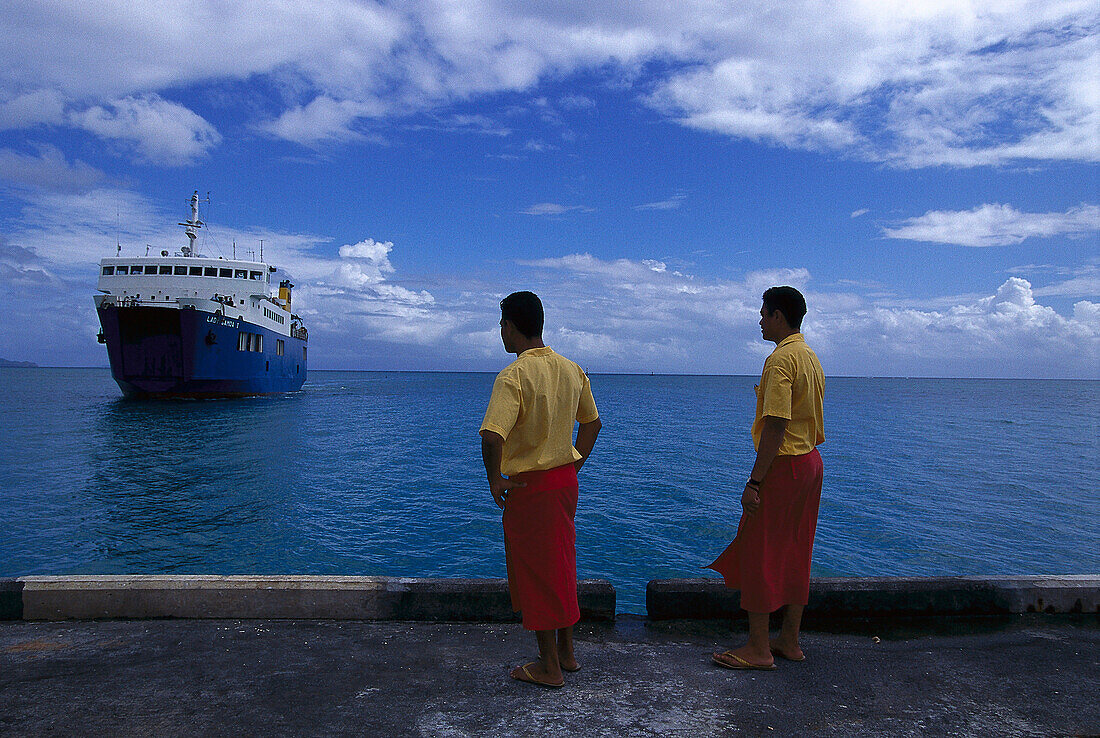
left=1, top=368, right=1097, bottom=613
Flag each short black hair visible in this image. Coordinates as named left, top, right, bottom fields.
left=762, top=286, right=807, bottom=330
left=500, top=291, right=544, bottom=338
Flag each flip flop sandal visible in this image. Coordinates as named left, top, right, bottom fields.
left=511, top=662, right=565, bottom=688
left=770, top=647, right=806, bottom=662
left=712, top=651, right=777, bottom=671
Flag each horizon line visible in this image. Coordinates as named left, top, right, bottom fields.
left=3, top=365, right=1098, bottom=381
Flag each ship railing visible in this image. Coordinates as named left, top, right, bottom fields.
left=291, top=326, right=308, bottom=341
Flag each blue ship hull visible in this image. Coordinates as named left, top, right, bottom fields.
left=96, top=304, right=307, bottom=398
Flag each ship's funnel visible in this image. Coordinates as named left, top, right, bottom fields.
left=279, top=279, right=293, bottom=310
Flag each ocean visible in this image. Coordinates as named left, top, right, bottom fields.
left=1, top=368, right=1097, bottom=613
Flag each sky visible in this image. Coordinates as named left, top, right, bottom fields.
left=1, top=1, right=1097, bottom=377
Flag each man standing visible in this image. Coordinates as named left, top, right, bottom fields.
left=480, top=291, right=602, bottom=688
left=709, top=286, right=825, bottom=670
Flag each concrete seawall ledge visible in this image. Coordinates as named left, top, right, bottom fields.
left=3, top=575, right=1097, bottom=622
left=2, top=576, right=615, bottom=622
left=646, top=575, right=1100, bottom=620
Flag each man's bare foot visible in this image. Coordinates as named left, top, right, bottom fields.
left=509, top=661, right=564, bottom=687
left=769, top=639, right=805, bottom=662
left=712, top=644, right=774, bottom=669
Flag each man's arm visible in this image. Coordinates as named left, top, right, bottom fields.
left=480, top=430, right=525, bottom=510
left=574, top=417, right=602, bottom=472
left=741, top=415, right=788, bottom=516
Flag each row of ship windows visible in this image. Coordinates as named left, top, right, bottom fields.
left=263, top=307, right=286, bottom=325
left=238, top=333, right=291, bottom=357
left=103, top=265, right=265, bottom=280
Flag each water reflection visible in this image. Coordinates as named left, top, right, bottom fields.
left=81, top=395, right=305, bottom=572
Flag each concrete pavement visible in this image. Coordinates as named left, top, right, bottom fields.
left=2, top=616, right=1097, bottom=737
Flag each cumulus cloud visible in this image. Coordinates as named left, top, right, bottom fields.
left=507, top=254, right=1098, bottom=377
left=802, top=277, right=1098, bottom=377
left=69, top=95, right=221, bottom=164
left=319, top=238, right=435, bottom=310
left=1074, top=300, right=1100, bottom=325
left=259, top=97, right=385, bottom=145
left=3, top=2, right=1095, bottom=166
left=883, top=203, right=1100, bottom=247
left=255, top=235, right=444, bottom=347
left=2, top=187, right=1095, bottom=375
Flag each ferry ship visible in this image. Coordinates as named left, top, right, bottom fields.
left=94, top=192, right=308, bottom=398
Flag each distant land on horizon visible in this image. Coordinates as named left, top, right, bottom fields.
left=0, top=358, right=39, bottom=368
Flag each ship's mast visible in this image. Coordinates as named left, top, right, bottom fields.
left=178, top=190, right=205, bottom=257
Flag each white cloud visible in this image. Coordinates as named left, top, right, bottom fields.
left=0, top=146, right=105, bottom=192
left=559, top=94, right=596, bottom=109
left=851, top=209, right=869, bottom=219
left=1032, top=263, right=1100, bottom=299
left=520, top=203, right=591, bottom=216
left=338, top=238, right=395, bottom=266
left=812, top=278, right=1099, bottom=376
left=0, top=237, right=57, bottom=286
left=259, top=97, right=386, bottom=145
left=323, top=238, right=433, bottom=309
left=883, top=203, right=1100, bottom=247
left=634, top=194, right=686, bottom=211
left=743, top=268, right=811, bottom=296
left=3, top=2, right=407, bottom=100
left=0, top=90, right=66, bottom=129
left=648, top=1, right=1100, bottom=167
left=4, top=1, right=1095, bottom=166
left=521, top=253, right=675, bottom=280
left=7, top=187, right=170, bottom=268
left=2, top=186, right=1096, bottom=375
left=1074, top=300, right=1100, bottom=324
left=505, top=254, right=1099, bottom=376
left=69, top=95, right=221, bottom=164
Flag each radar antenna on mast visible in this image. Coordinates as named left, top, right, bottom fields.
left=178, top=190, right=208, bottom=257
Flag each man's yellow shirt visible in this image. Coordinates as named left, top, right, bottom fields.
left=481, top=346, right=599, bottom=477
left=752, top=333, right=825, bottom=456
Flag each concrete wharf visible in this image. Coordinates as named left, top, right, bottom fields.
left=2, top=575, right=1097, bottom=737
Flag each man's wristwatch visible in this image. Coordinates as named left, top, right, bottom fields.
left=747, top=478, right=762, bottom=488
